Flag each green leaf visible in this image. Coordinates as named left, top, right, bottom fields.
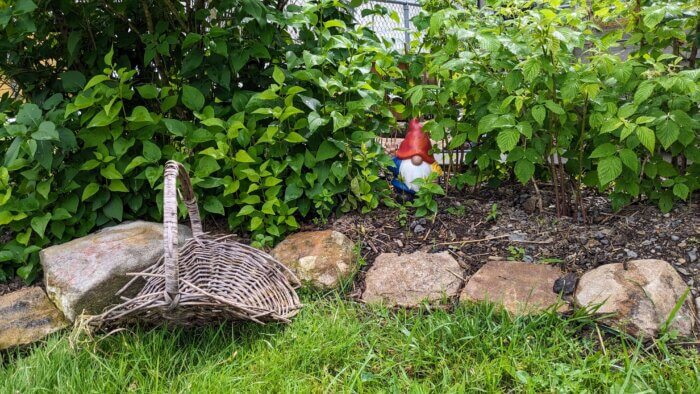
left=600, top=118, right=622, bottom=133
left=532, top=106, right=546, bottom=126
left=635, top=116, right=655, bottom=124
left=31, top=121, right=59, bottom=140
left=60, top=71, right=85, bottom=92
left=183, top=33, right=202, bottom=49
left=250, top=216, right=263, bottom=231
left=478, top=114, right=500, bottom=134
left=100, top=163, right=123, bottom=179
left=656, top=118, right=679, bottom=149
left=237, top=205, right=256, bottom=216
left=658, top=193, right=673, bottom=213
left=36, top=179, right=51, bottom=199
left=2, top=137, right=22, bottom=167
left=104, top=46, right=114, bottom=66
left=195, top=156, right=220, bottom=177
left=331, top=111, right=352, bottom=131
left=108, top=179, right=129, bottom=192
left=16, top=103, right=42, bottom=126
left=316, top=140, right=340, bottom=161
left=324, top=19, right=347, bottom=29
left=673, top=183, right=689, bottom=201
left=589, top=143, right=616, bottom=158
left=636, top=126, right=655, bottom=153
left=82, top=183, right=100, bottom=201
left=514, top=160, right=534, bottom=184
left=522, top=59, right=541, bottom=82
left=136, top=84, right=159, bottom=99
left=634, top=81, right=655, bottom=104
left=126, top=106, right=155, bottom=123
left=182, top=85, right=205, bottom=111
left=103, top=196, right=123, bottom=221
left=163, top=119, right=187, bottom=136
left=125, top=156, right=148, bottom=173
left=618, top=149, right=638, bottom=173
left=84, top=75, right=110, bottom=90
left=544, top=100, right=564, bottom=115
left=496, top=129, right=519, bottom=152
left=14, top=0, right=37, bottom=14
left=308, top=111, right=328, bottom=132
left=235, top=150, right=255, bottom=163
left=597, top=156, right=622, bottom=186
left=204, top=196, right=224, bottom=215
left=643, top=8, right=665, bottom=29
left=142, top=140, right=162, bottom=162
left=30, top=212, right=51, bottom=238
left=285, top=132, right=306, bottom=143
left=617, top=103, right=637, bottom=119
left=273, top=66, right=285, bottom=85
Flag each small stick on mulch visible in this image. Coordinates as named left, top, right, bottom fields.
left=437, top=234, right=510, bottom=246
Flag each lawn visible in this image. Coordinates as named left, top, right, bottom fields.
left=2, top=293, right=699, bottom=393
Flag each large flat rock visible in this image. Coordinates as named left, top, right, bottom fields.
left=0, top=287, right=68, bottom=350
left=460, top=261, right=567, bottom=314
left=362, top=251, right=463, bottom=307
left=271, top=230, right=356, bottom=289
left=574, top=259, right=695, bottom=337
left=40, top=221, right=191, bottom=321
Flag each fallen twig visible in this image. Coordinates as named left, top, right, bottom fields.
left=437, top=234, right=510, bottom=246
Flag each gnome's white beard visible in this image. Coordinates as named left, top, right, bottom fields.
left=399, top=159, right=433, bottom=192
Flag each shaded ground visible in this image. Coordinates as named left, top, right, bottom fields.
left=309, top=183, right=700, bottom=300
left=0, top=277, right=25, bottom=297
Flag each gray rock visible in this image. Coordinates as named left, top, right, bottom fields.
left=461, top=261, right=568, bottom=315
left=41, top=221, right=192, bottom=321
left=271, top=230, right=356, bottom=289
left=553, top=273, right=578, bottom=296
left=0, top=287, right=68, bottom=350
left=413, top=224, right=426, bottom=234
left=574, top=259, right=695, bottom=338
left=508, top=233, right=526, bottom=242
left=362, top=251, right=462, bottom=307
left=671, top=235, right=680, bottom=242
left=625, top=249, right=638, bottom=259
left=523, top=255, right=534, bottom=263
left=521, top=196, right=539, bottom=214
left=688, top=248, right=698, bottom=263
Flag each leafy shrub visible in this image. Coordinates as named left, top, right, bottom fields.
left=0, top=0, right=400, bottom=281
left=409, top=0, right=698, bottom=216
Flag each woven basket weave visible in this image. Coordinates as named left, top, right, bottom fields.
left=91, top=160, right=302, bottom=327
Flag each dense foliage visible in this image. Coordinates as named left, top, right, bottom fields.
left=0, top=0, right=400, bottom=281
left=408, top=0, right=698, bottom=218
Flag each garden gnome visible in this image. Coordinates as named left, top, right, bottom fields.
left=389, top=118, right=443, bottom=195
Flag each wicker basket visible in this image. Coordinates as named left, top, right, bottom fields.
left=91, top=160, right=302, bottom=328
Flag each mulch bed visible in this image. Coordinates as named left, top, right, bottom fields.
left=307, top=182, right=700, bottom=300
left=2, top=183, right=698, bottom=302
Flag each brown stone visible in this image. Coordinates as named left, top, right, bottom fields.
left=361, top=251, right=463, bottom=307
left=0, top=287, right=68, bottom=350
left=271, top=230, right=356, bottom=289
left=40, top=221, right=191, bottom=321
left=574, top=259, right=695, bottom=337
left=460, top=261, right=567, bottom=315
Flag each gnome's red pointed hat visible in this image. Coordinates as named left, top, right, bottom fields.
left=396, top=118, right=435, bottom=164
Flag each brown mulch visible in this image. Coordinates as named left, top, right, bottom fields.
left=0, top=277, right=26, bottom=297
left=307, top=182, right=700, bottom=299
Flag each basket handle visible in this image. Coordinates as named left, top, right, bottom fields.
left=163, top=160, right=203, bottom=304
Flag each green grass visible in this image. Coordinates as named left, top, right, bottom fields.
left=1, top=294, right=699, bottom=393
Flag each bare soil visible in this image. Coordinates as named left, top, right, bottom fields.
left=308, top=183, right=700, bottom=299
